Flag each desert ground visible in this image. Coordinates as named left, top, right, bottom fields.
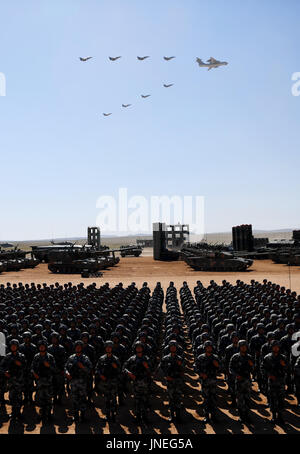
left=0, top=251, right=299, bottom=434
left=1, top=248, right=300, bottom=293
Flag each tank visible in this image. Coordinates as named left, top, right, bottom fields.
left=181, top=243, right=253, bottom=271
left=271, top=249, right=300, bottom=266
left=0, top=248, right=33, bottom=272
left=47, top=249, right=119, bottom=274
left=23, top=257, right=40, bottom=269
left=5, top=259, right=25, bottom=272
left=48, top=257, right=107, bottom=274
left=120, top=245, right=143, bottom=257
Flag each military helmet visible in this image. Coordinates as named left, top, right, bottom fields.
left=38, top=339, right=48, bottom=348
left=169, top=340, right=178, bottom=347
left=238, top=340, right=248, bottom=348
left=10, top=339, right=19, bottom=347
left=104, top=340, right=114, bottom=349
left=257, top=323, right=265, bottom=330
left=74, top=340, right=84, bottom=348
left=271, top=340, right=280, bottom=348
left=134, top=341, right=144, bottom=350
left=204, top=340, right=213, bottom=348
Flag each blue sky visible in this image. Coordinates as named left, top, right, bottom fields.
left=0, top=0, right=299, bottom=240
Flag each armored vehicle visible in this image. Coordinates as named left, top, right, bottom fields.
left=271, top=249, right=300, bottom=266
left=5, top=259, right=25, bottom=272
left=183, top=251, right=252, bottom=271
left=181, top=243, right=253, bottom=271
left=48, top=257, right=107, bottom=274
left=120, top=245, right=143, bottom=257
left=0, top=262, right=6, bottom=273
left=47, top=249, right=119, bottom=274
left=23, top=257, right=40, bottom=269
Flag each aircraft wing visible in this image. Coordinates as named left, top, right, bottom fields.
left=207, top=57, right=220, bottom=64
left=196, top=58, right=205, bottom=66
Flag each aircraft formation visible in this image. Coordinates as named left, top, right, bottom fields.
left=77, top=55, right=228, bottom=117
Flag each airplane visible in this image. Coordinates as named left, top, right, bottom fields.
left=141, top=94, right=151, bottom=98
left=163, top=83, right=174, bottom=88
left=122, top=104, right=131, bottom=108
left=79, top=57, right=93, bottom=62
left=196, top=57, right=228, bottom=71
left=103, top=113, right=112, bottom=116
left=137, top=56, right=150, bottom=60
left=109, top=56, right=122, bottom=61
left=164, top=56, right=176, bottom=61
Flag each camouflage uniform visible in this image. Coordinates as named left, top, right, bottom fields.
left=19, top=339, right=37, bottom=403
left=95, top=352, right=121, bottom=419
left=0, top=347, right=27, bottom=418
left=249, top=329, right=266, bottom=390
left=48, top=342, right=66, bottom=403
left=64, top=352, right=92, bottom=418
left=294, top=355, right=300, bottom=406
left=261, top=349, right=288, bottom=421
left=31, top=351, right=56, bottom=419
left=224, top=342, right=239, bottom=404
left=123, top=352, right=152, bottom=421
left=0, top=355, right=7, bottom=406
left=160, top=352, right=185, bottom=420
left=195, top=350, right=220, bottom=420
left=229, top=348, right=254, bottom=421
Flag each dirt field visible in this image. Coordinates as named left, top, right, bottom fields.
left=0, top=254, right=299, bottom=434
left=1, top=252, right=300, bottom=294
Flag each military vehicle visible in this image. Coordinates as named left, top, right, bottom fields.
left=234, top=247, right=275, bottom=260
left=48, top=257, right=108, bottom=274
left=271, top=249, right=300, bottom=266
left=23, top=256, right=40, bottom=268
left=5, top=259, right=24, bottom=272
left=120, top=245, right=143, bottom=257
left=31, top=244, right=85, bottom=262
left=0, top=247, right=39, bottom=273
left=47, top=249, right=119, bottom=274
left=181, top=243, right=253, bottom=271
left=0, top=262, right=6, bottom=273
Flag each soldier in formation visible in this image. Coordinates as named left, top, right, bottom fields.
left=0, top=279, right=299, bottom=427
